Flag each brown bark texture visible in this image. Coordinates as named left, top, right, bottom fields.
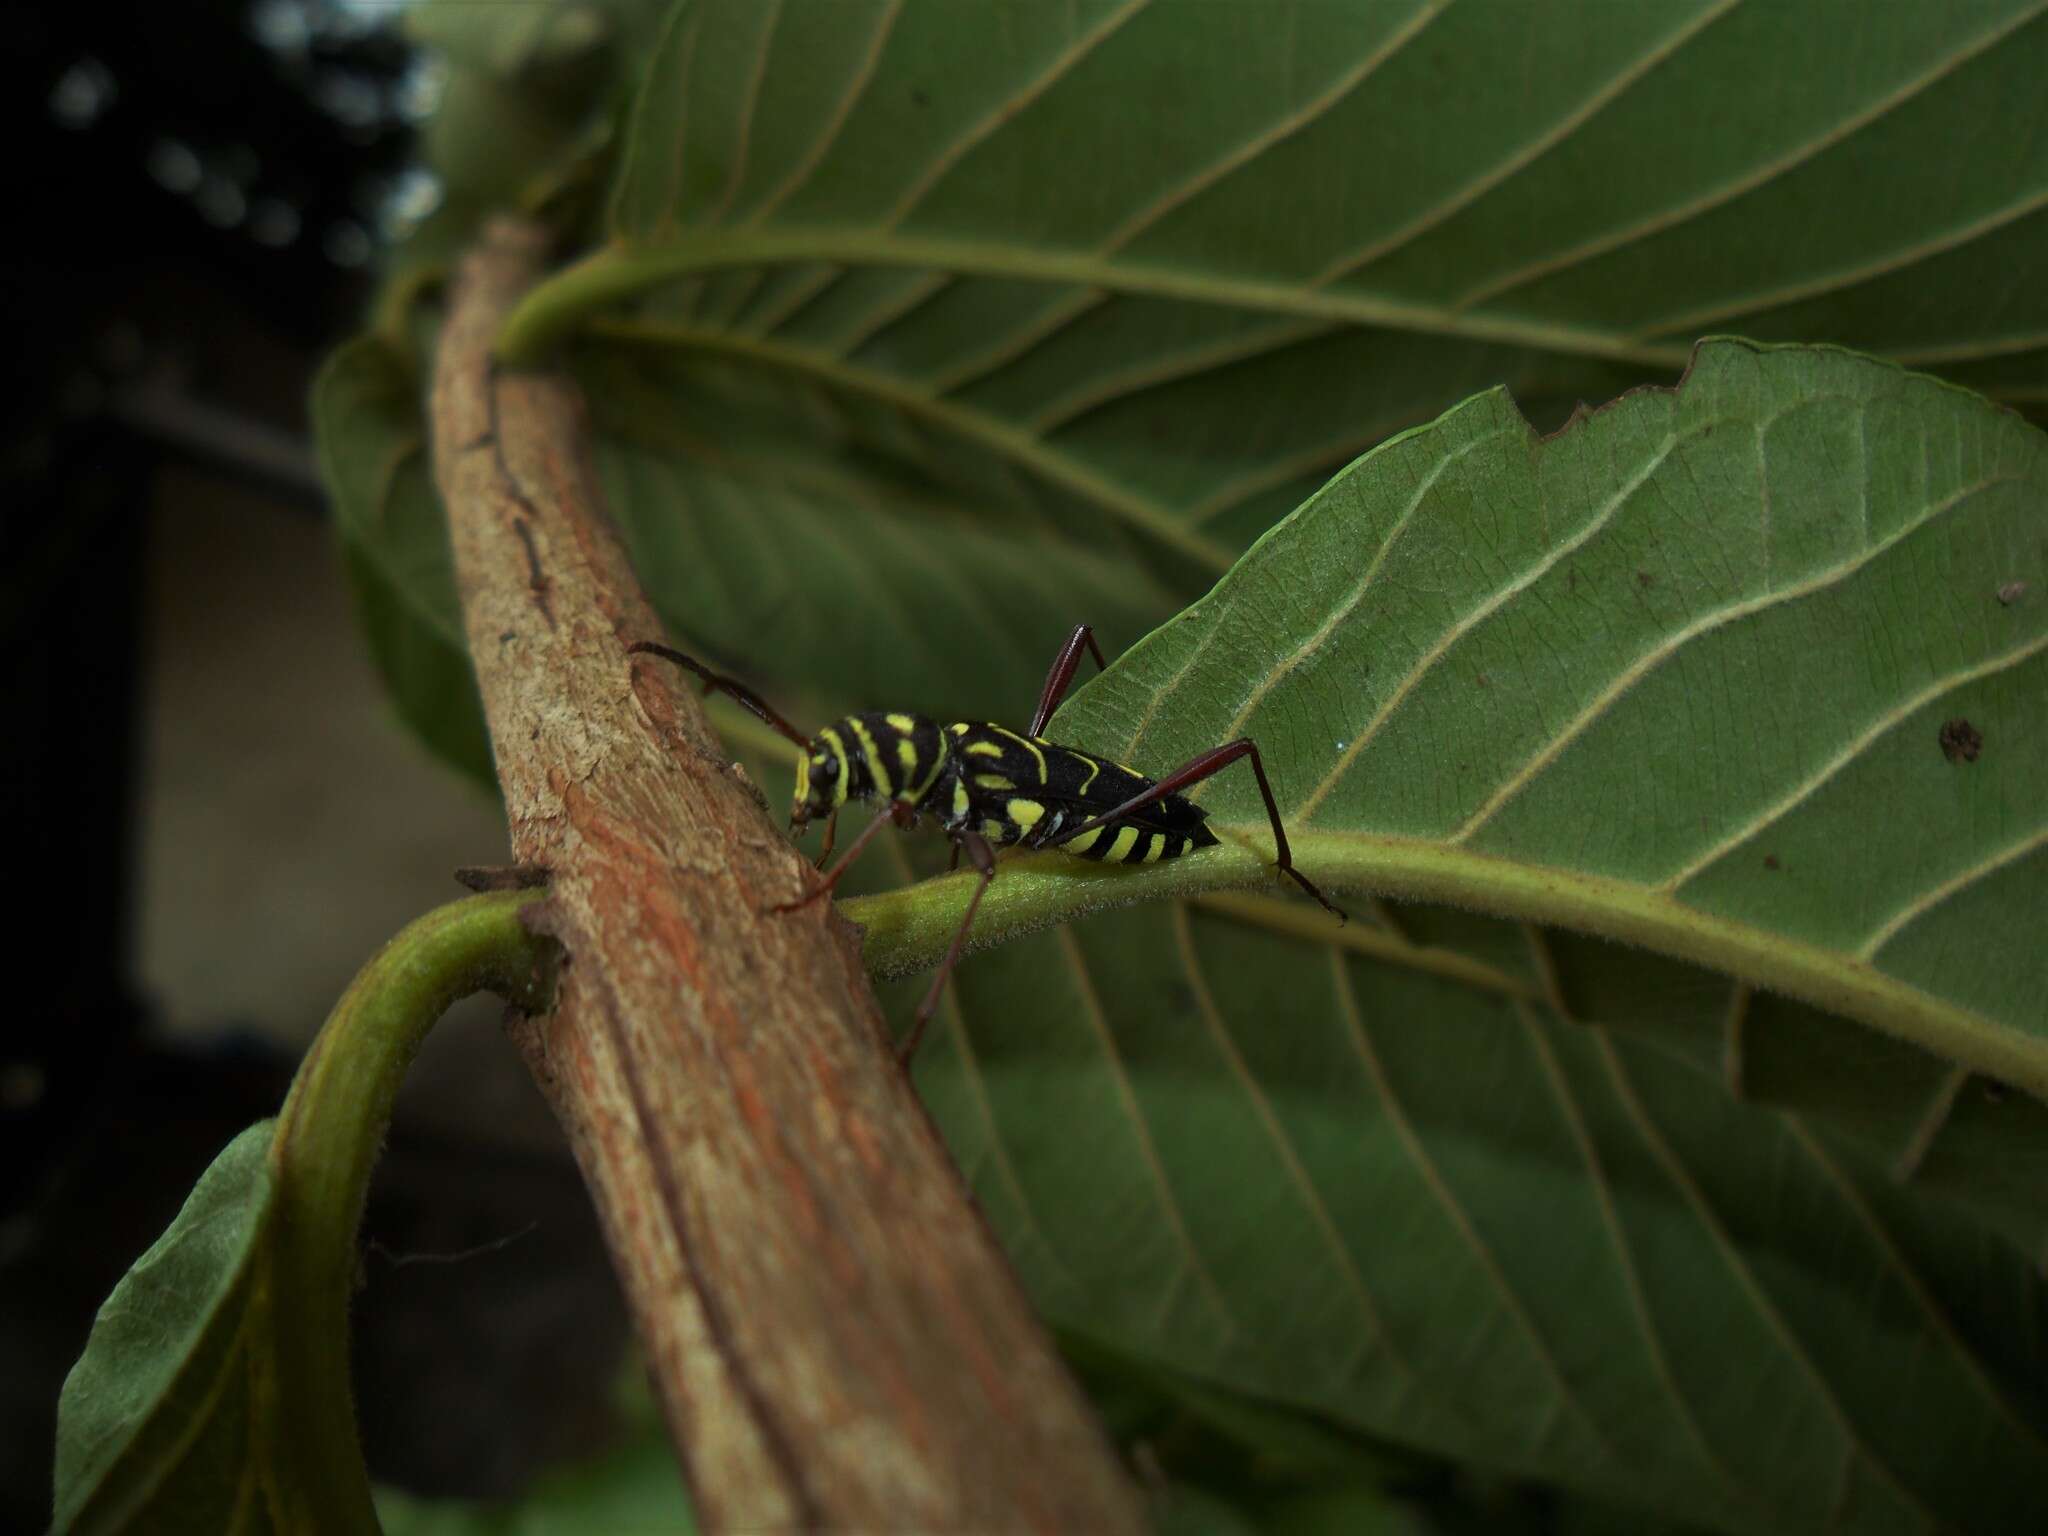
left=428, top=218, right=1146, bottom=1533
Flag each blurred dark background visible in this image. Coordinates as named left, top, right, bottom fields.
left=0, top=4, right=629, bottom=1528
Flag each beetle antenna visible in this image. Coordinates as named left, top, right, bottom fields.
left=628, top=642, right=812, bottom=748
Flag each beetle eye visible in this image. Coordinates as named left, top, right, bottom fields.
left=814, top=755, right=837, bottom=780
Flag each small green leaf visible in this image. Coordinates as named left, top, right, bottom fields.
left=51, top=1124, right=277, bottom=1536
left=50, top=894, right=558, bottom=1536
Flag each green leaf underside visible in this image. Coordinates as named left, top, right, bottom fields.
left=844, top=341, right=2045, bottom=1085
left=896, top=907, right=2048, bottom=1534
left=579, top=346, right=1185, bottom=717
left=832, top=341, right=2048, bottom=1534
left=51, top=1123, right=278, bottom=1536
left=352, top=0, right=2048, bottom=764
left=497, top=0, right=2043, bottom=586
left=1050, top=342, right=2045, bottom=1078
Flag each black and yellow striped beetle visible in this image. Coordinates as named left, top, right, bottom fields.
left=630, top=625, right=1344, bottom=1057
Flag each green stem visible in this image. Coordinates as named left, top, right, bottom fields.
left=369, top=261, right=448, bottom=363
left=841, top=828, right=2048, bottom=1105
left=262, top=890, right=558, bottom=1533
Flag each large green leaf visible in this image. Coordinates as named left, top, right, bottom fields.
left=343, top=0, right=2047, bottom=757
left=490, top=0, right=2045, bottom=596
left=834, top=341, right=2048, bottom=1533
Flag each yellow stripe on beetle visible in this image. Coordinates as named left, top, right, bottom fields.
left=990, top=725, right=1048, bottom=782
left=1007, top=798, right=1045, bottom=833
left=1104, top=827, right=1139, bottom=861
left=846, top=716, right=890, bottom=798
left=816, top=729, right=852, bottom=808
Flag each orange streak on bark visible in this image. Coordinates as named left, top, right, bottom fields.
left=430, top=218, right=1144, bottom=1534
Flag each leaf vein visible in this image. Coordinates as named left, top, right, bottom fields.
left=1313, top=0, right=1741, bottom=286
left=920, top=0, right=1447, bottom=410
left=594, top=317, right=1235, bottom=570
left=1857, top=823, right=2048, bottom=961
left=741, top=264, right=845, bottom=340
left=1029, top=316, right=1326, bottom=436
left=1892, top=1063, right=1969, bottom=1183
left=882, top=0, right=1152, bottom=228
left=1331, top=951, right=1618, bottom=1464
left=1296, top=427, right=1684, bottom=823
left=1640, top=184, right=2048, bottom=340
left=1186, top=409, right=1417, bottom=529
left=1101, top=0, right=1453, bottom=255
left=1784, top=1114, right=2048, bottom=1456
left=880, top=835, right=1078, bottom=1297
left=1595, top=1033, right=1946, bottom=1529
left=1664, top=629, right=2048, bottom=891
left=1521, top=1013, right=1764, bottom=1515
left=745, top=0, right=904, bottom=224
left=1452, top=471, right=2025, bottom=843
left=703, top=0, right=784, bottom=226
left=925, top=286, right=1106, bottom=397
left=837, top=271, right=954, bottom=361
left=1172, top=904, right=1415, bottom=1385
left=1209, top=424, right=1513, bottom=766
left=1056, top=924, right=1235, bottom=1338
left=1456, top=2, right=2047, bottom=310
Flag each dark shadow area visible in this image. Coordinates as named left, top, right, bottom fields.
left=0, top=5, right=630, bottom=1528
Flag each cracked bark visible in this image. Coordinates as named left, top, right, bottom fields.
left=428, top=217, right=1145, bottom=1533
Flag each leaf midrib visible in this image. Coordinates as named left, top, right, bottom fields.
left=841, top=827, right=2048, bottom=1103
left=496, top=229, right=1696, bottom=370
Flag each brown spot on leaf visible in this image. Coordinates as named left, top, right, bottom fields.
left=1636, top=570, right=1656, bottom=589
left=1997, top=580, right=2028, bottom=605
left=1475, top=672, right=1489, bottom=688
left=1938, top=718, right=1983, bottom=764
left=1763, top=854, right=1781, bottom=872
